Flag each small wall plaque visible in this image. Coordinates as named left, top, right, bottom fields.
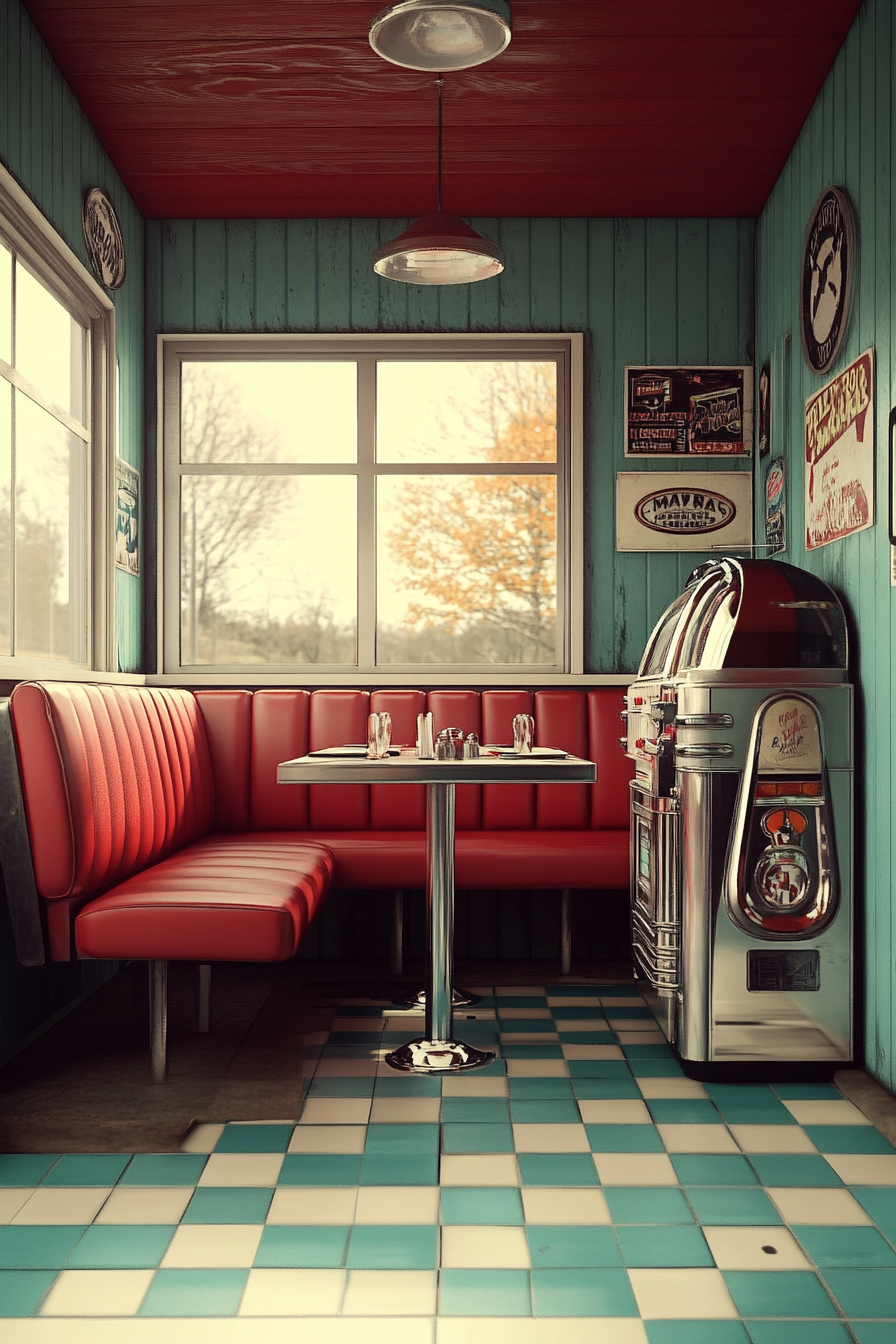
left=799, top=186, right=856, bottom=375
left=82, top=187, right=126, bottom=290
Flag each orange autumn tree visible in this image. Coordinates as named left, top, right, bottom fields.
left=385, top=362, right=557, bottom=664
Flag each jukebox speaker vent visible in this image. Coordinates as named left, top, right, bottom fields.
left=747, top=949, right=820, bottom=993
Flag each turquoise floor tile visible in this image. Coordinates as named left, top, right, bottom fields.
left=374, top=1075, right=442, bottom=1098
left=551, top=1007, right=608, bottom=1021
left=684, top=1186, right=783, bottom=1225
left=527, top=1224, right=621, bottom=1267
left=647, top=1323, right=750, bottom=1344
left=622, top=1045, right=674, bottom=1059
left=309, top=1077, right=375, bottom=1098
left=586, top=1123, right=664, bottom=1152
left=495, top=996, right=549, bottom=1008
left=510, top=1100, right=581, bottom=1124
left=501, top=1044, right=565, bottom=1059
left=617, top=1224, right=713, bottom=1267
left=66, top=1224, right=175, bottom=1268
left=508, top=1078, right=575, bottom=1100
left=41, top=1154, right=131, bottom=1186
left=0, top=1226, right=86, bottom=1269
left=531, top=1267, right=638, bottom=1316
left=441, top=1098, right=510, bottom=1123
left=518, top=1154, right=598, bottom=1186
left=347, top=1224, right=438, bottom=1269
left=278, top=1154, right=361, bottom=1186
left=558, top=1032, right=616, bottom=1044
left=671, top=1154, right=759, bottom=1185
left=646, top=1099, right=722, bottom=1125
left=365, top=1124, right=439, bottom=1154
left=794, top=1225, right=896, bottom=1268
left=749, top=1154, right=841, bottom=1187
left=120, top=1154, right=207, bottom=1186
left=0, top=1155, right=59, bottom=1186
left=572, top=1079, right=642, bottom=1100
left=439, top=1268, right=532, bottom=1316
left=746, top=1324, right=851, bottom=1344
left=804, top=1126, right=896, bottom=1154
left=704, top=1085, right=796, bottom=1125
left=723, top=1270, right=838, bottom=1318
left=321, top=1045, right=381, bottom=1059
left=440, top=1186, right=524, bottom=1225
left=821, top=1268, right=896, bottom=1317
left=628, top=1060, right=686, bottom=1078
left=850, top=1187, right=896, bottom=1239
left=0, top=1270, right=56, bottom=1317
left=567, top=1060, right=633, bottom=1079
left=458, top=1056, right=507, bottom=1077
left=215, top=1124, right=293, bottom=1153
left=254, top=1225, right=349, bottom=1268
left=499, top=1018, right=557, bottom=1034
left=359, top=1153, right=438, bottom=1184
left=850, top=1325, right=896, bottom=1343
left=605, top=1186, right=695, bottom=1224
left=442, top=1123, right=514, bottom=1154
left=139, top=1268, right=248, bottom=1316
left=182, top=1187, right=273, bottom=1224
left=771, top=1083, right=846, bottom=1101
left=608, top=1007, right=654, bottom=1019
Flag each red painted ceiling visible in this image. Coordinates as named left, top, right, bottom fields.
left=23, top=0, right=864, bottom=220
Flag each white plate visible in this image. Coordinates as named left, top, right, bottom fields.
left=308, top=746, right=401, bottom=758
left=483, top=745, right=569, bottom=758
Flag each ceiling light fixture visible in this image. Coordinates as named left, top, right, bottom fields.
left=372, top=76, right=504, bottom=285
left=369, top=0, right=512, bottom=72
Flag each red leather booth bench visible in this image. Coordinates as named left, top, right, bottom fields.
left=0, top=682, right=632, bottom=1080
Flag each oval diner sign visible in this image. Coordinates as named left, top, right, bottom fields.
left=82, top=187, right=126, bottom=290
left=635, top=485, right=736, bottom=535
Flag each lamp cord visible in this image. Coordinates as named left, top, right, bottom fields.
left=436, top=74, right=444, bottom=212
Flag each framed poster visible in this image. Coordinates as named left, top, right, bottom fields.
left=616, top=472, right=753, bottom=552
left=757, top=360, right=771, bottom=456
left=115, top=459, right=139, bottom=575
left=765, top=457, right=786, bottom=554
left=624, top=365, right=753, bottom=456
left=804, top=349, right=874, bottom=551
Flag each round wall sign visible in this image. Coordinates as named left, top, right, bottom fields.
left=82, top=187, right=126, bottom=290
left=799, top=186, right=855, bottom=375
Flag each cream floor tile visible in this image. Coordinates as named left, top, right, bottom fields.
left=498, top=1007, right=553, bottom=1019
left=521, top=1187, right=611, bottom=1224
left=299, top=1099, right=372, bottom=1125
left=354, top=1186, right=440, bottom=1224
left=369, top=1099, right=442, bottom=1123
left=288, top=1125, right=368, bottom=1153
left=235, top=1120, right=297, bottom=1126
left=629, top=1267, right=738, bottom=1319
left=239, top=1268, right=346, bottom=1315
left=504, top=1059, right=569, bottom=1077
left=546, top=996, right=603, bottom=1007
left=593, top=1153, right=678, bottom=1186
left=440, top=1224, right=530, bottom=1268
left=658, top=1125, right=739, bottom=1153
left=600, top=996, right=646, bottom=1007
left=512, top=1123, right=590, bottom=1153
left=578, top=1100, right=652, bottom=1124
left=496, top=986, right=545, bottom=996
left=343, top=1270, right=437, bottom=1315
left=637, top=1078, right=707, bottom=1099
left=267, top=1187, right=358, bottom=1224
left=12, top=1187, right=112, bottom=1224
left=40, top=1269, right=153, bottom=1316
left=553, top=1018, right=608, bottom=1030
left=823, top=1153, right=896, bottom=1184
left=767, top=1186, right=872, bottom=1224
left=180, top=1123, right=226, bottom=1153
left=161, top=1223, right=263, bottom=1268
left=729, top=1124, right=818, bottom=1153
left=315, top=1059, right=380, bottom=1077
left=561, top=1044, right=624, bottom=1060
left=614, top=1031, right=666, bottom=1044
left=198, top=1153, right=284, bottom=1186
left=782, top=1099, right=872, bottom=1125
left=703, top=1225, right=810, bottom=1270
left=0, top=1189, right=34, bottom=1223
left=440, top=1154, right=519, bottom=1186
left=441, top=1076, right=508, bottom=1096
left=94, top=1186, right=194, bottom=1224
left=299, top=1031, right=330, bottom=1046
left=0, top=1319, right=432, bottom=1344
left=437, top=1319, right=648, bottom=1344
left=500, top=1032, right=560, bottom=1043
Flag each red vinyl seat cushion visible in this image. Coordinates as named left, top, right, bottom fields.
left=74, top=837, right=334, bottom=962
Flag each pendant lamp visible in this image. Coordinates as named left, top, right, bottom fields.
left=372, top=77, right=505, bottom=285
left=369, top=0, right=512, bottom=72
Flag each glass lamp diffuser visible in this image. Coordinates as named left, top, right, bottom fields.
left=369, top=0, right=512, bottom=71
left=372, top=211, right=504, bottom=285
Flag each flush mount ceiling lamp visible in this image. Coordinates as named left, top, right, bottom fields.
left=369, top=0, right=512, bottom=72
left=372, top=76, right=504, bottom=285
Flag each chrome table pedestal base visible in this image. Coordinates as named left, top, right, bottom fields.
left=392, top=986, right=481, bottom=1009
left=384, top=1037, right=494, bottom=1073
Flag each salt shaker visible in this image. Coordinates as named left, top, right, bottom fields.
left=463, top=733, right=481, bottom=759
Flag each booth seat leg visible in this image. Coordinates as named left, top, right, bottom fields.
left=560, top=889, right=572, bottom=977
left=149, top=960, right=168, bottom=1085
left=390, top=890, right=404, bottom=977
left=198, top=963, right=211, bottom=1033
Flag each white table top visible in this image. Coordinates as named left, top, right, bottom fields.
left=277, top=749, right=596, bottom=786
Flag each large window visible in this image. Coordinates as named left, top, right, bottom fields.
left=0, top=171, right=115, bottom=671
left=162, top=335, right=582, bottom=676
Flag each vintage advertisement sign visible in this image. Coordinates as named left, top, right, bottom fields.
left=765, top=456, right=786, bottom=554
left=625, top=365, right=753, bottom=456
left=804, top=349, right=874, bottom=551
left=115, top=459, right=139, bottom=575
left=757, top=697, right=822, bottom=774
left=616, top=472, right=753, bottom=552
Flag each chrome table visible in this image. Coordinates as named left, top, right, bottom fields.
left=277, top=749, right=596, bottom=1073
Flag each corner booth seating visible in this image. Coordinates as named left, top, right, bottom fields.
left=0, top=682, right=633, bottom=1079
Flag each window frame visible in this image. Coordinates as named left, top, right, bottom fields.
left=0, top=164, right=117, bottom=677
left=159, top=332, right=583, bottom=683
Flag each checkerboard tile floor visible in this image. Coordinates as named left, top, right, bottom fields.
left=2, top=982, right=896, bottom=1343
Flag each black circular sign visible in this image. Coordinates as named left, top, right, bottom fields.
left=800, top=186, right=855, bottom=375
left=82, top=187, right=126, bottom=291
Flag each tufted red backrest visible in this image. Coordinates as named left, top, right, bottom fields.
left=9, top=682, right=216, bottom=900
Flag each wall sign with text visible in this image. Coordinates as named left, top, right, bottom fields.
left=616, top=472, right=753, bottom=552
left=804, top=349, right=874, bottom=551
left=624, top=365, right=753, bottom=456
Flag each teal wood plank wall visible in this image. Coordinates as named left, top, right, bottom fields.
left=755, top=0, right=894, bottom=1089
left=145, top=215, right=754, bottom=674
left=0, top=0, right=144, bottom=1061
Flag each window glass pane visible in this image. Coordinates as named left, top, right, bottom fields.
left=0, top=379, right=10, bottom=653
left=0, top=238, right=11, bottom=365
left=180, top=475, right=357, bottom=665
left=15, top=262, right=85, bottom=420
left=377, top=361, right=557, bottom=463
left=14, top=391, right=84, bottom=661
left=377, top=473, right=557, bottom=665
left=181, top=362, right=356, bottom=464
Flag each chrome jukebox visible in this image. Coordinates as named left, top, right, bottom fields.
left=622, top=558, right=852, bottom=1068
